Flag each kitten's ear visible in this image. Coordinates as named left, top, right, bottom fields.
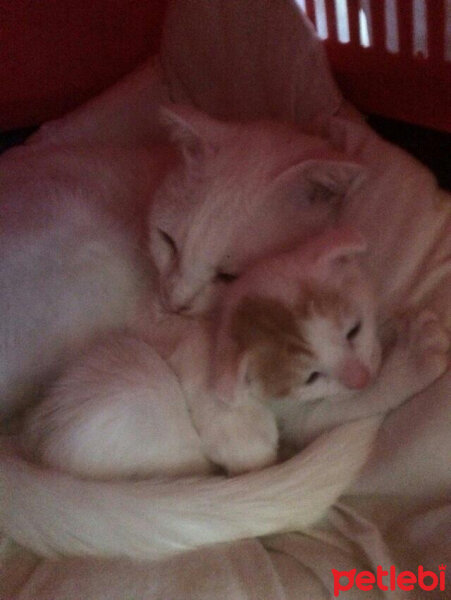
left=276, top=159, right=365, bottom=204
left=160, top=104, right=219, bottom=162
left=312, top=227, right=367, bottom=269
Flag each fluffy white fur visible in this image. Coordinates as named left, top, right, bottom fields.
left=0, top=105, right=365, bottom=419
left=0, top=143, right=170, bottom=419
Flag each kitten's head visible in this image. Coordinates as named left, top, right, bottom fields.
left=229, top=228, right=381, bottom=403
left=149, top=104, right=365, bottom=316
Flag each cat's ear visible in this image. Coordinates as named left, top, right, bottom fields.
left=160, top=104, right=220, bottom=163
left=275, top=159, right=365, bottom=205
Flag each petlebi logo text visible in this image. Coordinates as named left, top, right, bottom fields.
left=332, top=564, right=446, bottom=597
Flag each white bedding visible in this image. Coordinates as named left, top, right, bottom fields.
left=2, top=1, right=450, bottom=598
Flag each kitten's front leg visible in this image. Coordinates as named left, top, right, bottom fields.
left=290, top=310, right=449, bottom=446
left=188, top=387, right=279, bottom=476
left=175, top=331, right=279, bottom=475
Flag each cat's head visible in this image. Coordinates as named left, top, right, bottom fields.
left=228, top=228, right=381, bottom=403
left=149, top=104, right=365, bottom=316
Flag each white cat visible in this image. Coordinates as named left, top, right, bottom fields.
left=148, top=106, right=366, bottom=316
left=0, top=105, right=365, bottom=418
left=4, top=228, right=447, bottom=563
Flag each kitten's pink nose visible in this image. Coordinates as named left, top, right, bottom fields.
left=339, top=360, right=371, bottom=390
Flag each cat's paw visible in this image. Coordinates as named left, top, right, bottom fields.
left=394, top=310, right=449, bottom=394
left=200, top=400, right=279, bottom=476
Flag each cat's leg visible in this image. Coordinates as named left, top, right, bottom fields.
left=286, top=310, right=449, bottom=446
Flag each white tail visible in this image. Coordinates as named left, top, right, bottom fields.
left=1, top=417, right=381, bottom=560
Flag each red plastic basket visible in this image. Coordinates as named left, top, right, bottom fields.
left=0, top=1, right=449, bottom=133
left=300, top=0, right=451, bottom=132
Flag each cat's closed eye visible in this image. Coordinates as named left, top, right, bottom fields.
left=305, top=371, right=321, bottom=385
left=346, top=321, right=361, bottom=341
left=158, top=229, right=177, bottom=256
left=215, top=272, right=238, bottom=284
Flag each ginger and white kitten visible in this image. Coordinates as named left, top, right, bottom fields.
left=22, top=228, right=449, bottom=479
left=211, top=226, right=380, bottom=405
left=193, top=227, right=450, bottom=473
left=0, top=105, right=365, bottom=418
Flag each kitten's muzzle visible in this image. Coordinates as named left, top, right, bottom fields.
left=338, top=359, right=371, bottom=390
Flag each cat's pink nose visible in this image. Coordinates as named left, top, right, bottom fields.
left=339, top=360, right=371, bottom=390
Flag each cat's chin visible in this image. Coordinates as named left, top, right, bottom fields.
left=159, top=300, right=212, bottom=319
left=158, top=288, right=217, bottom=318
left=162, top=308, right=200, bottom=319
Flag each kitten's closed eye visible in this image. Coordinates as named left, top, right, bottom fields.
left=346, top=321, right=361, bottom=341
left=158, top=229, right=177, bottom=256
left=305, top=371, right=321, bottom=385
left=215, top=272, right=238, bottom=284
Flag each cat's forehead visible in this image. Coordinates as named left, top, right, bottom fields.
left=151, top=122, right=341, bottom=272
left=232, top=287, right=354, bottom=351
left=152, top=180, right=298, bottom=273
left=211, top=121, right=330, bottom=176
left=234, top=293, right=350, bottom=398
